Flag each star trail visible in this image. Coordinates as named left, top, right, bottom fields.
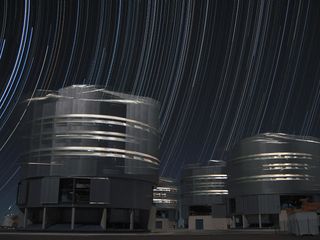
left=1, top=0, right=320, bottom=218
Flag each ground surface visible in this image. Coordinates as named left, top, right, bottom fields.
left=0, top=230, right=317, bottom=240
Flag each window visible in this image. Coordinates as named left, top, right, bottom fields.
left=59, top=179, right=74, bottom=203
left=74, top=179, right=90, bottom=203
left=58, top=178, right=93, bottom=204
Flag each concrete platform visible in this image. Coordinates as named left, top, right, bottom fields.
left=0, top=230, right=315, bottom=240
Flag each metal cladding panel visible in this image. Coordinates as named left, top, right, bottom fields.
left=228, top=133, right=320, bottom=196
left=50, top=158, right=98, bottom=176
left=212, top=204, right=227, bottom=217
left=234, top=195, right=280, bottom=215
left=110, top=178, right=153, bottom=210
left=89, top=178, right=111, bottom=204
left=41, top=177, right=59, bottom=204
left=27, top=178, right=42, bottom=206
left=235, top=197, right=245, bottom=214
left=125, top=102, right=159, bottom=179
left=258, top=195, right=280, bottom=214
left=17, top=181, right=28, bottom=205
left=183, top=195, right=226, bottom=206
left=236, top=196, right=259, bottom=215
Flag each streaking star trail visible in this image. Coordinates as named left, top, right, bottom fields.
left=1, top=0, right=320, bottom=218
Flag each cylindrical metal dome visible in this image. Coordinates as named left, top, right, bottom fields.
left=17, top=85, right=160, bottom=230
left=21, top=85, right=159, bottom=182
left=228, top=133, right=320, bottom=196
left=153, top=178, right=178, bottom=210
left=181, top=160, right=228, bottom=206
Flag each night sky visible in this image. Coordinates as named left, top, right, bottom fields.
left=1, top=0, right=320, bottom=218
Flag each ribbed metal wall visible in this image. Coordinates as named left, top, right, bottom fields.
left=181, top=161, right=228, bottom=206
left=228, top=133, right=320, bottom=196
left=153, top=178, right=178, bottom=210
left=21, top=85, right=159, bottom=183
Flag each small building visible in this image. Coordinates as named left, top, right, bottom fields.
left=180, top=160, right=229, bottom=230
left=227, top=133, right=320, bottom=230
left=152, top=178, right=179, bottom=231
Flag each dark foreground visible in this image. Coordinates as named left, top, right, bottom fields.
left=0, top=230, right=317, bottom=240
